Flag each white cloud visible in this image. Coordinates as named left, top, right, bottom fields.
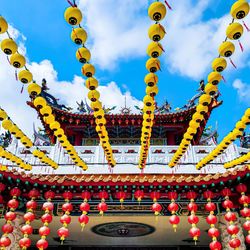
left=0, top=26, right=142, bottom=138
left=232, top=79, right=250, bottom=103
left=77, top=0, right=250, bottom=80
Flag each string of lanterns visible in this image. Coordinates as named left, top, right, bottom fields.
left=196, top=108, right=250, bottom=169
left=64, top=3, right=116, bottom=167
left=139, top=1, right=167, bottom=169
left=0, top=16, right=88, bottom=171
left=169, top=0, right=250, bottom=168
left=168, top=191, right=180, bottom=232
left=78, top=191, right=91, bottom=231
left=0, top=146, right=32, bottom=171
left=0, top=108, right=58, bottom=170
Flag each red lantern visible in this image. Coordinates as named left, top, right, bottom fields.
left=10, top=187, right=21, bottom=197
left=80, top=202, right=90, bottom=214
left=203, top=190, right=214, bottom=200
left=78, top=214, right=89, bottom=230
left=19, top=237, right=31, bottom=249
left=187, top=202, right=198, bottom=212
left=206, top=214, right=217, bottom=225
left=189, top=227, right=200, bottom=241
left=239, top=195, right=250, bottom=205
left=229, top=238, right=241, bottom=249
left=236, top=183, right=247, bottom=194
left=4, top=211, right=16, bottom=221
left=151, top=202, right=162, bottom=216
left=44, top=190, right=55, bottom=200
left=221, top=188, right=232, bottom=197
left=168, top=191, right=178, bottom=200
left=168, top=202, right=178, bottom=213
left=246, top=235, right=250, bottom=244
left=222, top=200, right=233, bottom=209
left=150, top=191, right=160, bottom=202
left=0, top=195, right=3, bottom=204
left=225, top=211, right=236, bottom=222
left=97, top=202, right=108, bottom=215
left=42, top=202, right=54, bottom=213
left=62, top=202, right=73, bottom=213
left=116, top=191, right=126, bottom=203
left=28, top=189, right=39, bottom=199
left=60, top=214, right=71, bottom=226
left=209, top=240, right=222, bottom=250
left=81, top=191, right=91, bottom=201
left=26, top=200, right=37, bottom=211
left=23, top=212, right=35, bottom=223
left=243, top=220, right=250, bottom=231
left=2, top=224, right=13, bottom=234
left=134, top=190, right=144, bottom=203
left=0, top=183, right=6, bottom=192
left=208, top=228, right=220, bottom=238
left=241, top=207, right=250, bottom=217
left=169, top=215, right=180, bottom=232
left=227, top=224, right=239, bottom=235
left=39, top=226, right=51, bottom=237
left=41, top=213, right=53, bottom=225
left=62, top=191, right=73, bottom=201
left=36, top=239, right=48, bottom=250
left=99, top=190, right=109, bottom=200
left=205, top=202, right=216, bottom=212
left=187, top=191, right=197, bottom=200
left=188, top=214, right=199, bottom=225
left=57, top=227, right=69, bottom=242
left=7, top=199, right=19, bottom=210
left=21, top=224, right=33, bottom=235
left=0, top=236, right=11, bottom=248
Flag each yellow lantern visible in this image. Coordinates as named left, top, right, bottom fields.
left=218, top=41, right=235, bottom=57
left=235, top=120, right=246, bottom=131
left=88, top=90, right=100, bottom=102
left=96, top=117, right=106, bottom=126
left=143, top=95, right=154, bottom=107
left=10, top=53, right=26, bottom=68
left=50, top=121, right=60, bottom=131
left=199, top=94, right=212, bottom=106
left=54, top=128, right=64, bottom=138
left=205, top=83, right=218, bottom=96
left=232, top=128, right=243, bottom=138
left=33, top=97, right=47, bottom=109
left=71, top=27, right=87, bottom=45
left=143, top=105, right=154, bottom=114
left=230, top=0, right=249, bottom=19
left=27, top=82, right=41, bottom=96
left=148, top=23, right=166, bottom=42
left=85, top=77, right=98, bottom=90
left=207, top=71, right=222, bottom=85
left=196, top=104, right=208, bottom=115
left=147, top=42, right=163, bottom=58
left=192, top=112, right=204, bottom=123
left=76, top=47, right=91, bottom=63
left=18, top=70, right=33, bottom=84
left=64, top=6, right=83, bottom=25
left=0, top=16, right=8, bottom=34
left=43, top=114, right=55, bottom=124
left=211, top=58, right=227, bottom=72
left=187, top=127, right=197, bottom=136
left=245, top=108, right=250, bottom=118
left=94, top=109, right=105, bottom=119
left=2, top=119, right=13, bottom=130
left=189, top=120, right=200, bottom=129
left=146, top=85, right=159, bottom=97
left=1, top=38, right=18, bottom=55
left=241, top=115, right=250, bottom=125
left=146, top=58, right=160, bottom=73
left=82, top=63, right=95, bottom=77
left=15, top=130, right=24, bottom=140
left=148, top=2, right=166, bottom=21
left=9, top=124, right=19, bottom=135
left=0, top=109, right=7, bottom=121
left=91, top=100, right=102, bottom=111
left=144, top=72, right=158, bottom=87
left=226, top=22, right=243, bottom=40
left=40, top=106, right=52, bottom=117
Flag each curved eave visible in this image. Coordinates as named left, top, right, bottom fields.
left=0, top=165, right=248, bottom=187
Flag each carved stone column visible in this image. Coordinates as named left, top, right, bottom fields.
left=219, top=212, right=246, bottom=250
left=7, top=212, right=24, bottom=250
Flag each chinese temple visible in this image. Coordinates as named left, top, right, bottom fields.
left=1, top=1, right=250, bottom=250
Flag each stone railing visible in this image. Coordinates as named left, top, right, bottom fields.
left=1, top=142, right=249, bottom=175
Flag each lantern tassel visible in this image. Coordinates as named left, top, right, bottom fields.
left=238, top=40, right=244, bottom=52
left=21, top=84, right=24, bottom=94
left=229, top=58, right=237, bottom=69
left=164, top=1, right=172, bottom=10
left=222, top=75, right=226, bottom=83
left=243, top=21, right=250, bottom=32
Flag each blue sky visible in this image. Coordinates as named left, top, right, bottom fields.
left=0, top=0, right=250, bottom=141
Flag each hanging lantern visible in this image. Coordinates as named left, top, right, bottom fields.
left=0, top=16, right=8, bottom=34
left=71, top=27, right=87, bottom=45
left=230, top=0, right=249, bottom=19
left=36, top=239, right=49, bottom=250
left=0, top=236, right=11, bottom=248
left=97, top=190, right=109, bottom=215
left=78, top=214, right=89, bottom=231
left=64, top=6, right=83, bottom=25
left=9, top=53, right=26, bottom=68
left=1, top=38, right=18, bottom=55
left=134, top=190, right=144, bottom=204
left=151, top=202, right=162, bottom=216
left=148, top=2, right=167, bottom=21
left=189, top=227, right=201, bottom=244
left=116, top=191, right=126, bottom=204
left=57, top=227, right=69, bottom=244
left=82, top=63, right=95, bottom=77
left=222, top=188, right=241, bottom=249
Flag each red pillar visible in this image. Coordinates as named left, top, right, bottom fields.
left=167, top=133, right=175, bottom=145
left=75, top=134, right=82, bottom=146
